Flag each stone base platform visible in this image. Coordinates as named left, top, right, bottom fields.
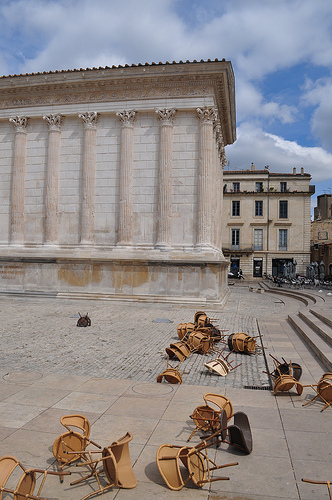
left=0, top=249, right=229, bottom=305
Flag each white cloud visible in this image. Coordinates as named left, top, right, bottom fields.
left=301, top=77, right=332, bottom=151
left=236, top=80, right=298, bottom=124
left=226, top=123, right=332, bottom=183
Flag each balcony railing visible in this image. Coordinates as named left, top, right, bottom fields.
left=222, top=244, right=254, bottom=253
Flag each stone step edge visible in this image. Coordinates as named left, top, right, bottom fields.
left=298, top=310, right=332, bottom=348
left=310, top=308, right=332, bottom=329
left=288, top=314, right=332, bottom=371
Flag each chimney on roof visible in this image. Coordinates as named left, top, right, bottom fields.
left=293, top=167, right=296, bottom=175
left=301, top=167, right=304, bottom=174
left=251, top=162, right=255, bottom=171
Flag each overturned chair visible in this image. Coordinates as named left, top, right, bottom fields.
left=188, top=393, right=233, bottom=442
left=0, top=455, right=69, bottom=499
left=302, top=372, right=332, bottom=412
left=52, top=414, right=101, bottom=482
left=215, top=409, right=253, bottom=454
left=269, top=354, right=302, bottom=381
left=156, top=436, right=238, bottom=491
left=70, top=431, right=137, bottom=500
left=204, top=346, right=242, bottom=377
left=228, top=332, right=261, bottom=354
left=157, top=357, right=184, bottom=384
left=265, top=357, right=303, bottom=396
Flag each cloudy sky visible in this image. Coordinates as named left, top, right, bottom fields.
left=0, top=0, right=331, bottom=214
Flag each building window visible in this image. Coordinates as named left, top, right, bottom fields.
left=233, top=182, right=240, bottom=192
left=254, top=229, right=263, bottom=250
left=279, top=229, right=288, bottom=251
left=231, top=229, right=240, bottom=249
left=232, top=200, right=240, bottom=216
left=279, top=200, right=288, bottom=218
left=280, top=182, right=287, bottom=192
left=255, top=182, right=263, bottom=192
left=255, top=200, right=263, bottom=216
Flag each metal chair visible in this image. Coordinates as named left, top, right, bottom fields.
left=302, top=372, right=332, bottom=411
left=204, top=346, right=242, bottom=377
left=71, top=432, right=137, bottom=499
left=0, top=455, right=68, bottom=499
left=157, top=357, right=184, bottom=384
left=156, top=436, right=238, bottom=490
left=188, top=393, right=233, bottom=441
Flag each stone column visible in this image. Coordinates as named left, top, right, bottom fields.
left=116, top=110, right=136, bottom=246
left=43, top=114, right=62, bottom=245
left=78, top=111, right=98, bottom=245
left=9, top=116, right=28, bottom=245
left=155, top=108, right=176, bottom=249
left=214, top=122, right=225, bottom=251
left=196, top=107, right=217, bottom=249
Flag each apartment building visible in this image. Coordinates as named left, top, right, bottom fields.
left=222, top=164, right=314, bottom=278
left=311, top=194, right=332, bottom=277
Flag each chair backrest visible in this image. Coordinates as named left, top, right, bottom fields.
left=109, top=432, right=137, bottom=489
left=60, top=414, right=90, bottom=437
left=203, top=393, right=233, bottom=419
left=156, top=445, right=190, bottom=491
left=14, top=469, right=36, bottom=500
left=229, top=412, right=253, bottom=454
left=0, top=456, right=25, bottom=498
left=157, top=368, right=183, bottom=384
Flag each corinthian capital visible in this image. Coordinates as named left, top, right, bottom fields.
left=9, top=116, right=28, bottom=132
left=78, top=111, right=99, bottom=128
left=156, top=108, right=176, bottom=124
left=116, top=110, right=136, bottom=124
left=43, top=114, right=63, bottom=131
left=196, top=107, right=217, bottom=124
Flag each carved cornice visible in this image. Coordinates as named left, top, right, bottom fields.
left=9, top=116, right=28, bottom=132
left=78, top=111, right=99, bottom=128
left=43, top=113, right=63, bottom=131
left=0, top=61, right=236, bottom=145
left=155, top=108, right=177, bottom=125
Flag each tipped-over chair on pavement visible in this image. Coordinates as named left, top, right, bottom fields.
left=265, top=357, right=303, bottom=396
left=156, top=435, right=238, bottom=490
left=215, top=410, right=253, bottom=454
left=70, top=431, right=137, bottom=500
left=157, top=357, right=184, bottom=384
left=302, top=477, right=332, bottom=499
left=188, top=393, right=233, bottom=442
left=228, top=332, right=260, bottom=354
left=302, top=372, right=332, bottom=412
left=269, top=354, right=302, bottom=381
left=204, top=346, right=242, bottom=377
left=0, top=455, right=69, bottom=499
left=165, top=341, right=194, bottom=362
left=53, top=414, right=101, bottom=482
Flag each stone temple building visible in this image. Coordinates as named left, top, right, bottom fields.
left=0, top=59, right=236, bottom=305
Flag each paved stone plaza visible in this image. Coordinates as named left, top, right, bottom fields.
left=0, top=287, right=285, bottom=388
left=0, top=283, right=331, bottom=500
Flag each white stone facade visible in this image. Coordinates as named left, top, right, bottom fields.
left=0, top=60, right=236, bottom=304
